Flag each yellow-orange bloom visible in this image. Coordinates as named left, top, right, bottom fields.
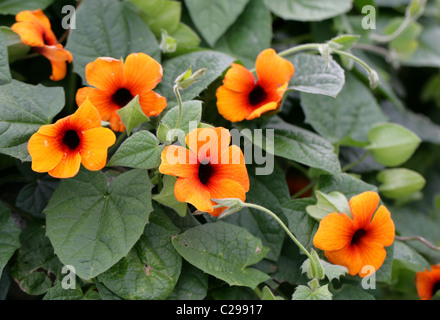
left=28, top=99, right=116, bottom=179
left=216, top=48, right=294, bottom=122
left=313, top=191, right=395, bottom=278
left=415, top=265, right=440, bottom=300
left=11, top=9, right=73, bottom=81
left=76, top=53, right=167, bottom=132
left=158, top=127, right=250, bottom=217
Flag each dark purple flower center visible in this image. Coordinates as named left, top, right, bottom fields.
left=351, top=229, right=367, bottom=245
left=198, top=162, right=214, bottom=185
left=63, top=130, right=80, bottom=150
left=112, top=88, right=133, bottom=108
left=248, top=85, right=267, bottom=106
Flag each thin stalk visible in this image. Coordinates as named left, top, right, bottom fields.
left=342, top=151, right=371, bottom=172
left=395, top=235, right=440, bottom=252
left=243, top=202, right=313, bottom=261
left=173, top=84, right=183, bottom=130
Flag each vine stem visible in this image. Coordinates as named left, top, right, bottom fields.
left=173, top=83, right=183, bottom=130
left=395, top=235, right=440, bottom=252
left=243, top=202, right=314, bottom=261
left=341, top=151, right=371, bottom=172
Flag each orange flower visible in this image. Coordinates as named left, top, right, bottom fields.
left=76, top=53, right=166, bottom=132
left=415, top=265, right=440, bottom=300
left=216, top=48, right=294, bottom=122
left=313, top=191, right=395, bottom=278
left=11, top=9, right=73, bottom=81
left=28, top=98, right=116, bottom=179
left=158, top=127, right=250, bottom=217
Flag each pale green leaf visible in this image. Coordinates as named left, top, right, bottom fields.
left=107, top=130, right=163, bottom=169
left=45, top=169, right=154, bottom=279
left=0, top=80, right=65, bottom=161
left=184, top=0, right=250, bottom=47
left=172, top=221, right=270, bottom=289
left=65, top=0, right=160, bottom=83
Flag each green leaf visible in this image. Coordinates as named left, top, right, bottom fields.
left=300, top=73, right=387, bottom=145
left=0, top=201, right=21, bottom=277
left=169, top=23, right=201, bottom=55
left=328, top=34, right=360, bottom=51
left=43, top=283, right=85, bottom=300
left=292, top=284, right=332, bottom=300
left=247, top=117, right=341, bottom=175
left=386, top=19, right=422, bottom=60
left=153, top=175, right=187, bottom=217
left=0, top=80, right=65, bottom=161
left=11, top=221, right=63, bottom=296
left=168, top=261, right=208, bottom=300
left=222, top=163, right=290, bottom=261
left=393, top=240, right=430, bottom=272
left=382, top=103, right=440, bottom=145
left=15, top=175, right=59, bottom=219
left=65, top=0, right=160, bottom=83
left=157, top=100, right=202, bottom=143
left=377, top=168, right=426, bottom=199
left=301, top=258, right=348, bottom=282
left=45, top=169, right=154, bottom=279
left=306, top=190, right=350, bottom=221
left=156, top=50, right=234, bottom=105
left=129, top=0, right=181, bottom=36
left=331, top=284, right=375, bottom=300
left=98, top=208, right=182, bottom=300
left=366, top=123, right=421, bottom=167
left=282, top=198, right=319, bottom=251
left=116, top=95, right=149, bottom=136
left=0, top=27, right=30, bottom=63
left=172, top=221, right=270, bottom=289
left=0, top=0, right=54, bottom=14
left=0, top=30, right=11, bottom=85
left=262, top=0, right=353, bottom=22
left=184, top=0, right=250, bottom=47
left=402, top=24, right=440, bottom=68
left=317, top=172, right=377, bottom=198
left=107, top=130, right=163, bottom=169
left=288, top=53, right=345, bottom=97
left=261, top=286, right=284, bottom=300
left=213, top=0, right=272, bottom=68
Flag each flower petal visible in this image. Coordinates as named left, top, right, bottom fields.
left=174, top=176, right=213, bottom=212
left=313, top=212, right=355, bottom=251
left=365, top=205, right=395, bottom=247
left=28, top=132, right=63, bottom=172
left=48, top=151, right=81, bottom=179
left=255, top=48, right=294, bottom=90
left=138, top=90, right=167, bottom=118
left=349, top=191, right=380, bottom=229
left=246, top=101, right=278, bottom=120
left=324, top=244, right=363, bottom=276
left=212, top=145, right=250, bottom=192
left=159, top=145, right=199, bottom=178
left=76, top=87, right=115, bottom=123
left=85, top=57, right=124, bottom=91
left=11, top=21, right=45, bottom=47
left=222, top=63, right=255, bottom=93
left=207, top=179, right=247, bottom=217
left=216, top=85, right=252, bottom=122
left=185, top=127, right=231, bottom=163
left=123, top=52, right=163, bottom=92
left=70, top=98, right=102, bottom=131
left=80, top=127, right=116, bottom=171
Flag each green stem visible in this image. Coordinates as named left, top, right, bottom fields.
left=108, top=130, right=127, bottom=155
left=395, top=235, right=440, bottom=252
left=243, top=203, right=313, bottom=261
left=173, top=84, right=183, bottom=130
left=291, top=181, right=315, bottom=199
left=341, top=150, right=371, bottom=172
left=249, top=43, right=323, bottom=72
